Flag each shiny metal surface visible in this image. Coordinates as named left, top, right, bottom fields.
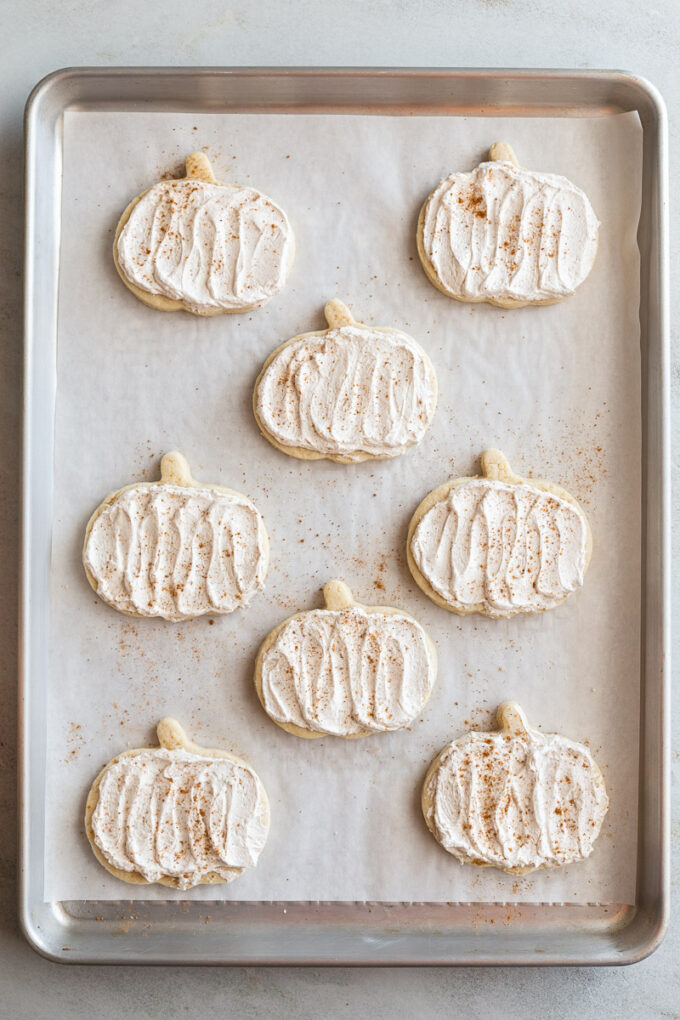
left=20, top=67, right=669, bottom=966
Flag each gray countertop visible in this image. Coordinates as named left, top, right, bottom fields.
left=2, top=1, right=677, bottom=1015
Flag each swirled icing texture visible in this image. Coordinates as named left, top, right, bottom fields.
left=84, top=483, right=267, bottom=620
left=424, top=726, right=608, bottom=870
left=91, top=748, right=268, bottom=888
left=421, top=160, right=599, bottom=303
left=117, top=178, right=293, bottom=314
left=261, top=607, right=436, bottom=736
left=255, top=325, right=437, bottom=460
left=410, top=478, right=588, bottom=616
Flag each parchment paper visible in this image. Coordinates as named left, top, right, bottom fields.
left=45, top=109, right=642, bottom=903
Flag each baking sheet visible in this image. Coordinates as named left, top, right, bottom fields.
left=45, top=109, right=642, bottom=903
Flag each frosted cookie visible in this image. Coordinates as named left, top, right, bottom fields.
left=407, top=449, right=591, bottom=618
left=114, top=152, right=294, bottom=315
left=254, top=579, right=437, bottom=738
left=422, top=702, right=608, bottom=874
left=83, top=451, right=269, bottom=621
left=85, top=718, right=269, bottom=889
left=253, top=300, right=438, bottom=463
left=417, top=142, right=599, bottom=307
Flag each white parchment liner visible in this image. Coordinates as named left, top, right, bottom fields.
left=45, top=110, right=642, bottom=902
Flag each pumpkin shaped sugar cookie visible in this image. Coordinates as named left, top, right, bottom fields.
left=85, top=718, right=269, bottom=889
left=253, top=300, right=438, bottom=463
left=417, top=142, right=599, bottom=307
left=114, top=152, right=294, bottom=315
left=407, top=449, right=591, bottom=618
left=422, top=702, right=608, bottom=874
left=83, top=452, right=269, bottom=621
left=255, top=579, right=437, bottom=738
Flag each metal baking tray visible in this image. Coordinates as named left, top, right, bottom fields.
left=20, top=67, right=669, bottom=966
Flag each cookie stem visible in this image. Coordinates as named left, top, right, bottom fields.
left=488, top=142, right=519, bottom=167
left=497, top=702, right=530, bottom=736
left=480, top=449, right=516, bottom=483
left=324, top=299, right=355, bottom=329
left=157, top=717, right=190, bottom=750
left=160, top=452, right=194, bottom=486
left=185, top=152, right=217, bottom=184
left=323, top=579, right=355, bottom=610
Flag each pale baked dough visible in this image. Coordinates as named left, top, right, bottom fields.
left=252, top=299, right=438, bottom=464
left=253, top=579, right=438, bottom=739
left=113, top=152, right=295, bottom=316
left=421, top=702, right=608, bottom=875
left=416, top=142, right=599, bottom=309
left=82, top=451, right=270, bottom=620
left=84, top=718, right=270, bottom=888
left=406, top=449, right=593, bottom=618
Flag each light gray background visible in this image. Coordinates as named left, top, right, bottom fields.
left=1, top=1, right=677, bottom=1017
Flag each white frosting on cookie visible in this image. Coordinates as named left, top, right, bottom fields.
left=117, top=178, right=293, bottom=313
left=425, top=718, right=608, bottom=871
left=421, top=160, right=599, bottom=303
left=256, top=325, right=436, bottom=460
left=261, top=607, right=436, bottom=736
left=410, top=478, right=588, bottom=616
left=92, top=748, right=268, bottom=888
left=84, top=482, right=267, bottom=620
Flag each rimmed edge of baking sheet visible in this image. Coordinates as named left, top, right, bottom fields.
left=20, top=67, right=669, bottom=965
